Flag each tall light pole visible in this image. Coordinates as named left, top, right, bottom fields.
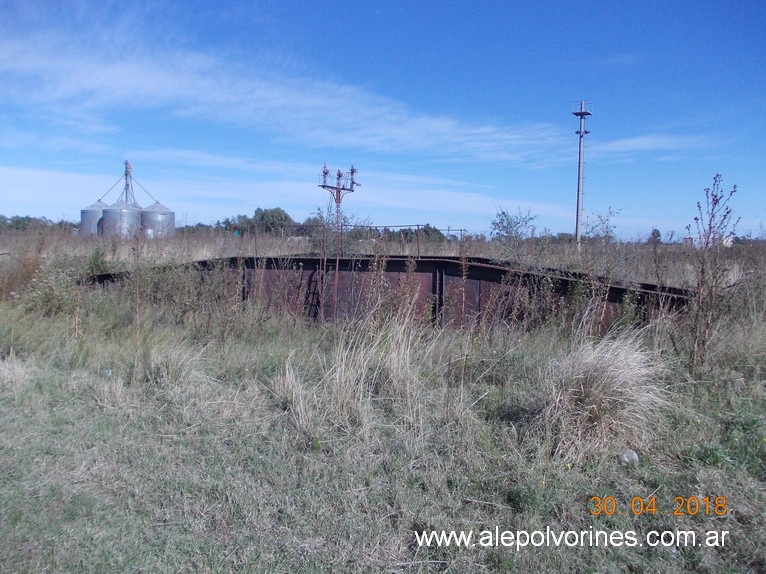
left=573, top=100, right=592, bottom=249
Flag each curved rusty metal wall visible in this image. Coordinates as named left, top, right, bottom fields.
left=91, top=255, right=693, bottom=328
left=235, top=255, right=692, bottom=327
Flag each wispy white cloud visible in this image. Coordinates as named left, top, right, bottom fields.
left=0, top=1, right=742, bottom=238
left=356, top=171, right=572, bottom=223
left=0, top=22, right=570, bottom=165
left=0, top=8, right=706, bottom=172
left=0, top=127, right=113, bottom=155
left=592, top=134, right=709, bottom=154
left=128, top=148, right=315, bottom=175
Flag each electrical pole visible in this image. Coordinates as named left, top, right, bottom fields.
left=318, top=164, right=360, bottom=230
left=573, top=101, right=591, bottom=249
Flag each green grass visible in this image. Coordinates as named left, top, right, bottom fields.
left=0, top=234, right=765, bottom=573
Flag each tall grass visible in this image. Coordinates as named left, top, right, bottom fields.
left=1, top=230, right=764, bottom=572
left=4, top=225, right=756, bottom=287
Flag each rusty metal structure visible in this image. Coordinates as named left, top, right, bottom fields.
left=319, top=164, right=360, bottom=230
left=91, top=255, right=693, bottom=329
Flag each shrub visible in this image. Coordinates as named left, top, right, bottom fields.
left=541, top=329, right=671, bottom=461
left=686, top=174, right=740, bottom=369
left=21, top=265, right=80, bottom=316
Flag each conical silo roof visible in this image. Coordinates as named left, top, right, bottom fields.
left=108, top=199, right=142, bottom=211
left=84, top=200, right=108, bottom=210
left=143, top=201, right=172, bottom=213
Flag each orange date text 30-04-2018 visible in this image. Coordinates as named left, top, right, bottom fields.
left=588, top=496, right=728, bottom=517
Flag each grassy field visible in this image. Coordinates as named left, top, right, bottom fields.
left=1, top=230, right=764, bottom=573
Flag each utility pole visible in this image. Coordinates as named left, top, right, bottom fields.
left=573, top=101, right=591, bottom=249
left=318, top=164, right=360, bottom=230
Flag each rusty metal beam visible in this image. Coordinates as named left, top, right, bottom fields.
left=88, top=255, right=694, bottom=327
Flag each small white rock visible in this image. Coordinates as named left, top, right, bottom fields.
left=619, top=449, right=640, bottom=466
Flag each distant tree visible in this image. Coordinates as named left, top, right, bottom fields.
left=346, top=225, right=381, bottom=241
left=419, top=224, right=447, bottom=242
left=491, top=208, right=536, bottom=242
left=235, top=214, right=254, bottom=233
left=215, top=217, right=236, bottom=232
left=490, top=208, right=537, bottom=261
left=296, top=213, right=326, bottom=236
left=253, top=207, right=295, bottom=234
left=0, top=215, right=54, bottom=231
left=302, top=214, right=325, bottom=227
left=384, top=227, right=416, bottom=242
left=378, top=225, right=445, bottom=243
left=216, top=208, right=297, bottom=234
left=55, top=219, right=76, bottom=231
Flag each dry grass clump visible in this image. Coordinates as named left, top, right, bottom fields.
left=118, top=336, right=209, bottom=390
left=0, top=350, right=38, bottom=403
left=322, top=316, right=384, bottom=432
left=703, top=281, right=766, bottom=377
left=319, top=287, right=428, bottom=430
left=541, top=329, right=671, bottom=461
left=271, top=358, right=323, bottom=438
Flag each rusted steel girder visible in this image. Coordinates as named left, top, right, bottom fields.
left=88, top=255, right=693, bottom=328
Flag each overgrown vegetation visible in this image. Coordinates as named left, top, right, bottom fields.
left=1, top=182, right=764, bottom=572
left=686, top=174, right=741, bottom=369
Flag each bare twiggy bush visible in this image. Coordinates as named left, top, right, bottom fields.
left=686, top=174, right=740, bottom=369
left=542, top=329, right=671, bottom=461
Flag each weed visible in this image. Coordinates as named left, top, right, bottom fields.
left=21, top=264, right=80, bottom=316
left=685, top=174, right=740, bottom=369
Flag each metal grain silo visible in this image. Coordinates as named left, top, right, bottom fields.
left=141, top=201, right=175, bottom=238
left=101, top=200, right=142, bottom=238
left=80, top=200, right=107, bottom=236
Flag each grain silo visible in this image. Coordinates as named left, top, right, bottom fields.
left=141, top=201, right=175, bottom=238
left=80, top=200, right=107, bottom=236
left=85, top=160, right=175, bottom=238
left=102, top=199, right=142, bottom=238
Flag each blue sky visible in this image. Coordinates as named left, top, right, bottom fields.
left=1, top=0, right=764, bottom=238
